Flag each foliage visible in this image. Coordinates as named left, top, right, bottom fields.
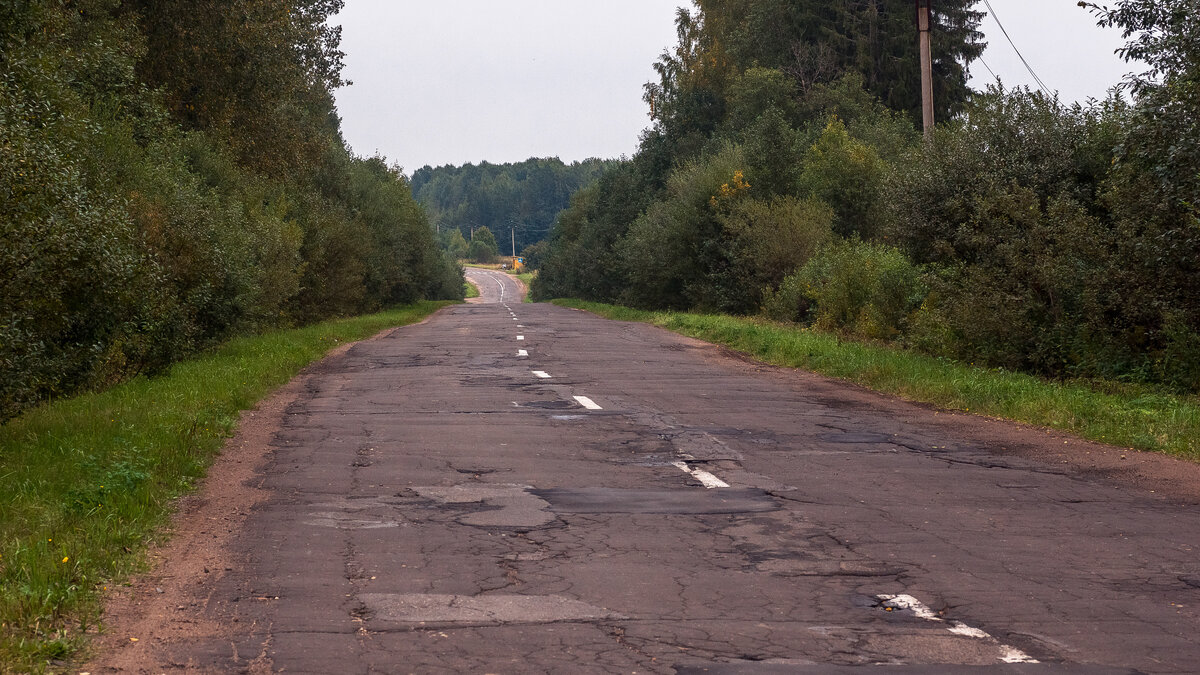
left=797, top=117, right=886, bottom=238
left=442, top=228, right=470, bottom=260
left=412, top=157, right=616, bottom=254
left=519, top=240, right=550, bottom=270
left=0, top=1, right=462, bottom=422
left=467, top=225, right=500, bottom=263
left=530, top=0, right=1200, bottom=394
left=786, top=239, right=925, bottom=340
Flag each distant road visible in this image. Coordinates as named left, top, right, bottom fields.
left=93, top=267, right=1198, bottom=673
left=465, top=266, right=523, bottom=304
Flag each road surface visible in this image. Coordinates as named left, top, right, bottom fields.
left=93, top=268, right=1200, bottom=674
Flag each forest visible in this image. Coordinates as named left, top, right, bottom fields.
left=412, top=157, right=616, bottom=261
left=533, top=0, right=1200, bottom=393
left=0, top=0, right=463, bottom=421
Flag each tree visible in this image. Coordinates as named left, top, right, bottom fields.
left=468, top=226, right=499, bottom=263
left=443, top=229, right=469, bottom=260
left=411, top=157, right=615, bottom=253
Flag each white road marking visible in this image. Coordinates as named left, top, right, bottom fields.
left=517, top=336, right=525, bottom=340
left=1000, top=646, right=1039, bottom=664
left=518, top=350, right=528, bottom=357
left=670, top=461, right=730, bottom=489
left=876, top=594, right=1038, bottom=664
left=532, top=371, right=551, bottom=379
left=573, top=396, right=602, bottom=410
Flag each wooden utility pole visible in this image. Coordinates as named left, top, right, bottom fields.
left=511, top=227, right=516, bottom=258
left=917, top=0, right=934, bottom=139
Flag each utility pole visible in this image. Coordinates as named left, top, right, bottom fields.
left=917, top=0, right=934, bottom=139
left=511, top=227, right=516, bottom=258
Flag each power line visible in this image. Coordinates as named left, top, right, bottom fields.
left=978, top=55, right=998, bottom=82
left=980, top=0, right=1052, bottom=96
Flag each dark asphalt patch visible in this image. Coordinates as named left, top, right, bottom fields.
left=818, top=432, right=893, bottom=444
left=521, top=399, right=579, bottom=409
left=532, top=487, right=779, bottom=514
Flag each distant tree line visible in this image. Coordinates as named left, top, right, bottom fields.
left=534, top=0, right=1200, bottom=393
left=411, top=157, right=616, bottom=260
left=0, top=0, right=463, bottom=421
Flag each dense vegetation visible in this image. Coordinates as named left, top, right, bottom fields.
left=534, top=0, right=1200, bottom=394
left=412, top=157, right=616, bottom=260
left=0, top=0, right=463, bottom=422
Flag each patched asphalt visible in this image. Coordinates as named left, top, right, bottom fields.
left=117, top=268, right=1199, bottom=673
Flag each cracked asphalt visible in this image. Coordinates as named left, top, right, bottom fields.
left=104, top=269, right=1200, bottom=673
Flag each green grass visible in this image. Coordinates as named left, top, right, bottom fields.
left=464, top=280, right=481, bottom=298
left=507, top=271, right=536, bottom=302
left=552, top=299, right=1200, bottom=460
left=0, top=301, right=453, bottom=672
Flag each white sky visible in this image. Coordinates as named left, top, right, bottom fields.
left=332, top=1, right=1138, bottom=173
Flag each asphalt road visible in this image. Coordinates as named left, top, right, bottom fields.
left=103, top=268, right=1200, bottom=674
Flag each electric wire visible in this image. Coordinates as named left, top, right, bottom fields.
left=980, top=0, right=1052, bottom=96
left=977, top=55, right=998, bottom=82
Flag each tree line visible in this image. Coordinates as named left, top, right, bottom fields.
left=533, top=0, right=1200, bottom=394
left=0, top=0, right=463, bottom=421
left=412, top=157, right=616, bottom=261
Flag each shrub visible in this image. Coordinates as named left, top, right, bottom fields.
left=787, top=238, right=925, bottom=340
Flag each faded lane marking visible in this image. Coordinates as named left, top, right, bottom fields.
left=517, top=335, right=525, bottom=340
left=573, top=396, right=602, bottom=410
left=671, top=460, right=730, bottom=489
left=518, top=350, right=528, bottom=357
left=876, top=594, right=1038, bottom=664
left=532, top=371, right=551, bottom=379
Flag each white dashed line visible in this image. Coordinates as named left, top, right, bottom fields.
left=573, top=396, right=602, bottom=410
left=517, top=350, right=528, bottom=357
left=532, top=371, right=551, bottom=379
left=670, top=461, right=730, bottom=489
left=876, top=594, right=1038, bottom=664
left=517, top=336, right=525, bottom=341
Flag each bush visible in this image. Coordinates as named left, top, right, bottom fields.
left=782, top=238, right=925, bottom=340
left=619, top=143, right=746, bottom=311
left=721, top=195, right=834, bottom=307
left=468, top=226, right=499, bottom=263
left=797, top=117, right=886, bottom=238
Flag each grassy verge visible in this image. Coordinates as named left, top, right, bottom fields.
left=0, top=301, right=453, bottom=672
left=464, top=280, right=481, bottom=298
left=507, top=270, right=536, bottom=302
left=552, top=299, right=1200, bottom=460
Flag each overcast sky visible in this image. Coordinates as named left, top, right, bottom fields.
left=331, top=1, right=1138, bottom=173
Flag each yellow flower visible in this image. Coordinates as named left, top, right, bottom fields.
left=62, top=556, right=69, bottom=563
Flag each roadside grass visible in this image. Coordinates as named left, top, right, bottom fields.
left=551, top=299, right=1200, bottom=460
left=0, top=301, right=453, bottom=672
left=464, top=280, right=481, bottom=298
left=507, top=270, right=536, bottom=303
